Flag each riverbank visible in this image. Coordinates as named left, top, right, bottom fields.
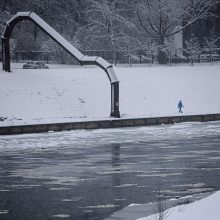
left=1, top=113, right=220, bottom=135
left=137, top=191, right=220, bottom=220
left=105, top=191, right=214, bottom=220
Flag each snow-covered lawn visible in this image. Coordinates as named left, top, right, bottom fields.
left=138, top=190, right=220, bottom=220
left=0, top=63, right=220, bottom=126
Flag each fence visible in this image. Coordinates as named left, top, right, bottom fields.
left=5, top=49, right=220, bottom=65
left=11, top=50, right=156, bottom=65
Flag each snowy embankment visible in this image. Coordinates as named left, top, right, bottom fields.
left=137, top=191, right=220, bottom=220
left=0, top=63, right=220, bottom=126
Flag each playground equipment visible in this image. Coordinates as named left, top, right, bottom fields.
left=1, top=12, right=120, bottom=118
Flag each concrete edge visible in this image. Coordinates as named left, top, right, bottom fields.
left=0, top=113, right=220, bottom=135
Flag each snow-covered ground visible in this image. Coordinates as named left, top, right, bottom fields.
left=0, top=63, right=220, bottom=126
left=137, top=190, right=220, bottom=220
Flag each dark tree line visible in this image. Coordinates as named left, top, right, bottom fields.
left=1, top=0, right=220, bottom=64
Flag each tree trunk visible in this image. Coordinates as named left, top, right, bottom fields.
left=113, top=47, right=117, bottom=66
left=158, top=49, right=168, bottom=64
left=158, top=37, right=168, bottom=64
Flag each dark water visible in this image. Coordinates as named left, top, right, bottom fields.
left=0, top=122, right=220, bottom=220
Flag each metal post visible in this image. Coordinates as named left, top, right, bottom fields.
left=110, top=82, right=120, bottom=118
left=5, top=38, right=11, bottom=72
left=2, top=38, right=5, bottom=70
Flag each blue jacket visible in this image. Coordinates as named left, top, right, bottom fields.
left=178, top=101, right=183, bottom=108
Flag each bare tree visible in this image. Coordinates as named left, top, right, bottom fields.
left=1, top=0, right=219, bottom=65
left=76, top=0, right=136, bottom=65
left=135, top=0, right=220, bottom=64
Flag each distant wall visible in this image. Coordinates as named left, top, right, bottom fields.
left=1, top=114, right=220, bottom=135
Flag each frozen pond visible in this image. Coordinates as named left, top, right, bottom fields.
left=0, top=121, right=220, bottom=219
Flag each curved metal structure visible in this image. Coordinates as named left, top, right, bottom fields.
left=1, top=12, right=120, bottom=117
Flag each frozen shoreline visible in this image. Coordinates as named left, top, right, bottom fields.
left=104, top=191, right=215, bottom=220
left=137, top=190, right=220, bottom=220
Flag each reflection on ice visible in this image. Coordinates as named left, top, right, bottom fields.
left=52, top=214, right=70, bottom=218
left=0, top=189, right=10, bottom=192
left=137, top=173, right=182, bottom=177
left=62, top=197, right=83, bottom=202
left=49, top=187, right=69, bottom=191
left=0, top=210, right=9, bottom=215
left=114, top=184, right=138, bottom=188
left=80, top=204, right=119, bottom=209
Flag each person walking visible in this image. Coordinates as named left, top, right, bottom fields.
left=178, top=100, right=184, bottom=113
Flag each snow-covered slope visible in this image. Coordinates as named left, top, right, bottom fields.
left=137, top=191, right=220, bottom=220
left=0, top=63, right=220, bottom=126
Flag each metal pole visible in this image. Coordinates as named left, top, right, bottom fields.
left=110, top=82, right=120, bottom=118
left=2, top=38, right=5, bottom=70
left=5, top=38, right=11, bottom=72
